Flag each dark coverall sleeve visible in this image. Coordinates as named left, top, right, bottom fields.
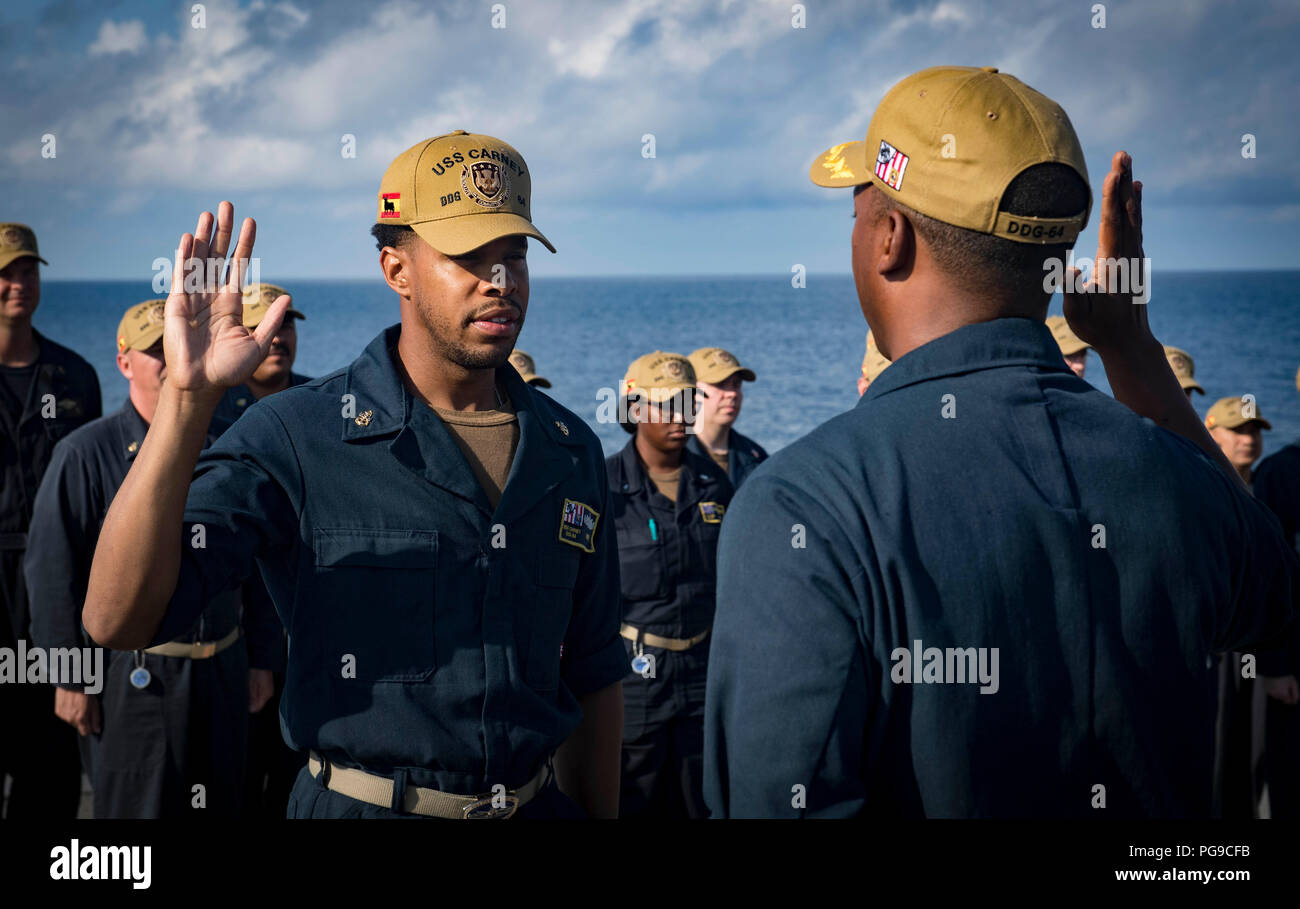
left=703, top=472, right=870, bottom=818
left=24, top=442, right=98, bottom=683
left=242, top=573, right=285, bottom=672
left=84, top=369, right=102, bottom=422
left=558, top=456, right=628, bottom=699
left=1245, top=463, right=1300, bottom=677
left=151, top=404, right=301, bottom=647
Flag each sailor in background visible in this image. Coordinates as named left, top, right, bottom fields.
left=609, top=351, right=733, bottom=818
left=222, top=284, right=313, bottom=819
left=686, top=347, right=766, bottom=489
left=26, top=300, right=273, bottom=817
left=508, top=349, right=551, bottom=389
left=0, top=222, right=101, bottom=819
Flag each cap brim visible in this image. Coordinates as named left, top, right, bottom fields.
left=246, top=308, right=305, bottom=329
left=411, top=213, right=556, bottom=256
left=0, top=250, right=49, bottom=271
left=642, top=385, right=697, bottom=403
left=524, top=375, right=552, bottom=388
left=701, top=367, right=757, bottom=384
left=809, top=140, right=871, bottom=188
left=1178, top=376, right=1205, bottom=394
left=123, top=324, right=165, bottom=352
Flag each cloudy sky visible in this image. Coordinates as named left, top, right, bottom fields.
left=2, top=0, right=1297, bottom=279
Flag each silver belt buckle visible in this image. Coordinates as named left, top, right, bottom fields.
left=461, top=792, right=519, bottom=820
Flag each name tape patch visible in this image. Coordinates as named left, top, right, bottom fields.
left=559, top=498, right=601, bottom=552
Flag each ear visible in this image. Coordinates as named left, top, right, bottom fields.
left=379, top=243, right=413, bottom=298
left=115, top=350, right=132, bottom=382
left=877, top=208, right=915, bottom=277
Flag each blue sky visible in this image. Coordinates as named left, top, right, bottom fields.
left=2, top=0, right=1297, bottom=279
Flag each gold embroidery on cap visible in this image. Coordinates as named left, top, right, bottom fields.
left=821, top=143, right=856, bottom=180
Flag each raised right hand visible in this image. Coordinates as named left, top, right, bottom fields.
left=164, top=201, right=291, bottom=395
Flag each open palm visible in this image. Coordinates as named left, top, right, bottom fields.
left=164, top=202, right=290, bottom=393
left=1062, top=150, right=1148, bottom=354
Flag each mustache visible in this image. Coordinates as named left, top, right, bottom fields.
left=466, top=300, right=523, bottom=324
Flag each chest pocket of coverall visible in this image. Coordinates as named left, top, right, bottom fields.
left=615, top=522, right=667, bottom=601
left=679, top=513, right=724, bottom=586
left=528, top=550, right=581, bottom=691
left=313, top=528, right=438, bottom=682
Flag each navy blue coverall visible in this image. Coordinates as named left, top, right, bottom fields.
left=608, top=439, right=733, bottom=818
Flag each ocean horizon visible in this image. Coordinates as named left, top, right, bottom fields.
left=31, top=270, right=1300, bottom=462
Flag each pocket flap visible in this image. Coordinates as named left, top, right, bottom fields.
left=313, top=528, right=438, bottom=569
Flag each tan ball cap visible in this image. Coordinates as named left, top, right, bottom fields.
left=1206, top=396, right=1271, bottom=431
left=861, top=332, right=892, bottom=383
left=377, top=131, right=554, bottom=256
left=1163, top=345, right=1204, bottom=395
left=0, top=223, right=49, bottom=271
left=1046, top=316, right=1089, bottom=356
left=810, top=66, right=1091, bottom=245
left=242, top=283, right=304, bottom=329
left=117, top=300, right=167, bottom=352
left=688, top=347, right=756, bottom=384
left=508, top=349, right=551, bottom=388
left=621, top=351, right=696, bottom=403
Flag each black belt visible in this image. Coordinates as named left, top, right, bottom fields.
left=0, top=532, right=27, bottom=551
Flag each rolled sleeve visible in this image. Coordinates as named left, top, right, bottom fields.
left=152, top=404, right=300, bottom=646
left=559, top=460, right=627, bottom=699
left=704, top=474, right=869, bottom=818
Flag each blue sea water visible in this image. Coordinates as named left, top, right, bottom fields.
left=31, top=272, right=1300, bottom=461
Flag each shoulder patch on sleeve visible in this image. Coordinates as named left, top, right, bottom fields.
left=559, top=498, right=601, bottom=552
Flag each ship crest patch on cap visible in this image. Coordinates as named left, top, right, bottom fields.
left=876, top=140, right=910, bottom=191
left=463, top=161, right=510, bottom=208
left=664, top=359, right=685, bottom=378
left=1, top=227, right=24, bottom=248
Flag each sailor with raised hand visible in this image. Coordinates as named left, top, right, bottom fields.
left=82, top=133, right=625, bottom=819
left=704, top=66, right=1298, bottom=818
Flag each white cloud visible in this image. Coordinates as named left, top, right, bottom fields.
left=88, top=20, right=148, bottom=56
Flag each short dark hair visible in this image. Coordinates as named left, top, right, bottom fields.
left=370, top=223, right=417, bottom=252
left=871, top=163, right=1090, bottom=305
